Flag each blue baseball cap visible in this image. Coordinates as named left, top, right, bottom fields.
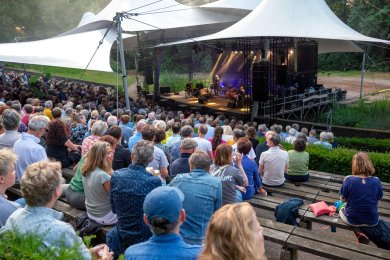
left=143, top=186, right=184, bottom=224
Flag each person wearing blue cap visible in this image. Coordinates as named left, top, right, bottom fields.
left=124, top=186, right=201, bottom=260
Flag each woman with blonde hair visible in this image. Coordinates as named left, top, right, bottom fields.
left=222, top=125, right=234, bottom=143
left=339, top=152, right=390, bottom=249
left=199, top=202, right=266, bottom=260
left=82, top=141, right=117, bottom=225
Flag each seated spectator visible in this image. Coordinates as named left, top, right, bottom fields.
left=246, top=127, right=259, bottom=151
left=13, top=115, right=49, bottom=182
left=280, top=125, right=290, bottom=142
left=232, top=128, right=256, bottom=160
left=153, top=128, right=170, bottom=161
left=108, top=141, right=161, bottom=255
left=169, top=151, right=222, bottom=245
left=292, top=123, right=300, bottom=137
left=0, top=149, right=22, bottom=227
left=0, top=161, right=112, bottom=259
left=208, top=126, right=225, bottom=159
left=257, top=124, right=268, bottom=138
left=300, top=127, right=309, bottom=137
left=255, top=130, right=274, bottom=165
left=307, top=129, right=319, bottom=144
left=119, top=115, right=133, bottom=148
left=212, top=144, right=248, bottom=204
left=141, top=125, right=169, bottom=179
left=259, top=133, right=288, bottom=187
left=222, top=125, right=234, bottom=143
left=43, top=100, right=53, bottom=120
left=204, top=118, right=215, bottom=140
left=340, top=153, right=389, bottom=249
left=46, top=108, right=80, bottom=168
left=124, top=186, right=201, bottom=259
left=21, top=104, right=33, bottom=127
left=328, top=132, right=339, bottom=148
left=70, top=113, right=88, bottom=145
left=170, top=138, right=197, bottom=178
left=167, top=125, right=194, bottom=164
left=81, top=120, right=108, bottom=155
left=166, top=122, right=181, bottom=146
left=237, top=138, right=264, bottom=200
left=128, top=120, right=147, bottom=153
left=82, top=141, right=117, bottom=225
left=109, top=126, right=132, bottom=171
left=284, top=128, right=297, bottom=144
left=314, top=131, right=333, bottom=150
left=193, top=124, right=212, bottom=160
left=286, top=138, right=310, bottom=182
left=199, top=202, right=266, bottom=260
left=0, top=109, right=21, bottom=149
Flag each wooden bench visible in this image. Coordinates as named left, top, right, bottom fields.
left=260, top=218, right=390, bottom=260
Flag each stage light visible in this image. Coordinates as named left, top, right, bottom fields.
left=290, top=49, right=294, bottom=54
left=250, top=51, right=254, bottom=54
left=235, top=51, right=238, bottom=54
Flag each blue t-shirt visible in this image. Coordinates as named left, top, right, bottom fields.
left=340, top=175, right=383, bottom=226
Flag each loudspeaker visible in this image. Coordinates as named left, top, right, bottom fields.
left=276, top=65, right=287, bottom=85
left=252, top=61, right=269, bottom=102
left=198, top=95, right=208, bottom=104
left=297, top=42, right=318, bottom=92
left=145, top=66, right=154, bottom=84
left=227, top=99, right=236, bottom=108
left=196, top=83, right=204, bottom=90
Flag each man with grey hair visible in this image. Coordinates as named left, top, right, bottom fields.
left=169, top=150, right=222, bottom=245
left=109, top=141, right=162, bottom=255
left=107, top=115, right=118, bottom=128
left=170, top=139, right=198, bottom=178
left=0, top=109, right=21, bottom=149
left=307, top=129, right=319, bottom=144
left=128, top=119, right=147, bottom=153
left=314, top=131, right=333, bottom=150
left=167, top=125, right=194, bottom=164
left=13, top=115, right=49, bottom=182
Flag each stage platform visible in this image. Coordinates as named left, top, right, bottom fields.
left=159, top=91, right=250, bottom=117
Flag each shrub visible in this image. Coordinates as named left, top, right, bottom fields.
left=335, top=136, right=390, bottom=153
left=0, top=227, right=84, bottom=259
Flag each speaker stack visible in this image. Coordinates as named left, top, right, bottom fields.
left=252, top=61, right=270, bottom=102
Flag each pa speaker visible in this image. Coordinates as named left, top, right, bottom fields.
left=145, top=66, right=154, bottom=84
left=252, top=61, right=269, bottom=102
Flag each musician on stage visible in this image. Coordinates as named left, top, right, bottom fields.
left=213, top=74, right=220, bottom=96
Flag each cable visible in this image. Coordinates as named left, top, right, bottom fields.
left=79, top=21, right=114, bottom=80
left=125, top=0, right=163, bottom=13
left=359, top=41, right=390, bottom=51
left=136, top=7, right=195, bottom=15
left=365, top=0, right=390, bottom=18
left=349, top=9, right=387, bottom=39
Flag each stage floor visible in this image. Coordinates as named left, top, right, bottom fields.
left=160, top=91, right=250, bottom=116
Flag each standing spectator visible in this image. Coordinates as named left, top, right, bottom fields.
left=170, top=139, right=197, bottom=178
left=169, top=151, right=222, bottom=245
left=193, top=124, right=213, bottom=160
left=128, top=120, right=147, bottom=153
left=166, top=122, right=181, bottom=146
left=1, top=161, right=112, bottom=260
left=0, top=109, right=21, bottom=149
left=286, top=138, right=310, bottom=182
left=199, top=203, right=266, bottom=260
left=212, top=144, right=248, bottom=204
left=119, top=115, right=133, bottom=148
left=109, top=126, right=132, bottom=171
left=82, top=141, right=117, bottom=225
left=43, top=100, right=53, bottom=120
left=108, top=141, right=161, bottom=255
left=259, top=133, right=288, bottom=187
left=314, top=131, right=333, bottom=150
left=307, top=129, right=319, bottom=144
left=13, top=115, right=49, bottom=182
left=124, top=186, right=201, bottom=259
left=46, top=108, right=80, bottom=167
left=70, top=113, right=88, bottom=145
left=208, top=126, right=225, bottom=160
left=339, top=153, right=389, bottom=249
left=81, top=120, right=108, bottom=155
left=0, top=149, right=22, bottom=227
left=237, top=138, right=264, bottom=200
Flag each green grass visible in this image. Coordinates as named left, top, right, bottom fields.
left=5, top=63, right=136, bottom=91
left=318, top=70, right=364, bottom=77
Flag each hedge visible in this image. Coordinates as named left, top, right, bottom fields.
left=335, top=136, right=390, bottom=154
left=257, top=137, right=390, bottom=182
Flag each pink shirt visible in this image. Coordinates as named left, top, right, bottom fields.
left=81, top=135, right=101, bottom=155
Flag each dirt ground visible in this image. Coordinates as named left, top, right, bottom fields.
left=317, top=72, right=390, bottom=101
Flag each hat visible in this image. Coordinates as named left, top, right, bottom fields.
left=143, top=186, right=184, bottom=224
left=180, top=138, right=198, bottom=150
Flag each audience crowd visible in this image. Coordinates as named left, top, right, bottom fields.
left=0, top=71, right=387, bottom=258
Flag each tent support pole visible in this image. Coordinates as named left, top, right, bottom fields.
left=115, top=13, right=130, bottom=111
left=360, top=52, right=365, bottom=99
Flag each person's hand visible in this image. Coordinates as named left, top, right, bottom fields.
left=236, top=185, right=246, bottom=193
left=233, top=152, right=243, bottom=165
left=258, top=188, right=267, bottom=196
left=90, top=244, right=113, bottom=260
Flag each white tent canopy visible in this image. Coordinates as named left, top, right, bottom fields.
left=159, top=0, right=390, bottom=53
left=201, top=0, right=262, bottom=11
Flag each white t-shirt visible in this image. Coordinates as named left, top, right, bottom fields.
left=259, top=146, right=288, bottom=186
left=232, top=143, right=256, bottom=160
left=193, top=137, right=212, bottom=153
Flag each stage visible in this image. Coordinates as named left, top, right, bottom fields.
left=159, top=91, right=250, bottom=117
